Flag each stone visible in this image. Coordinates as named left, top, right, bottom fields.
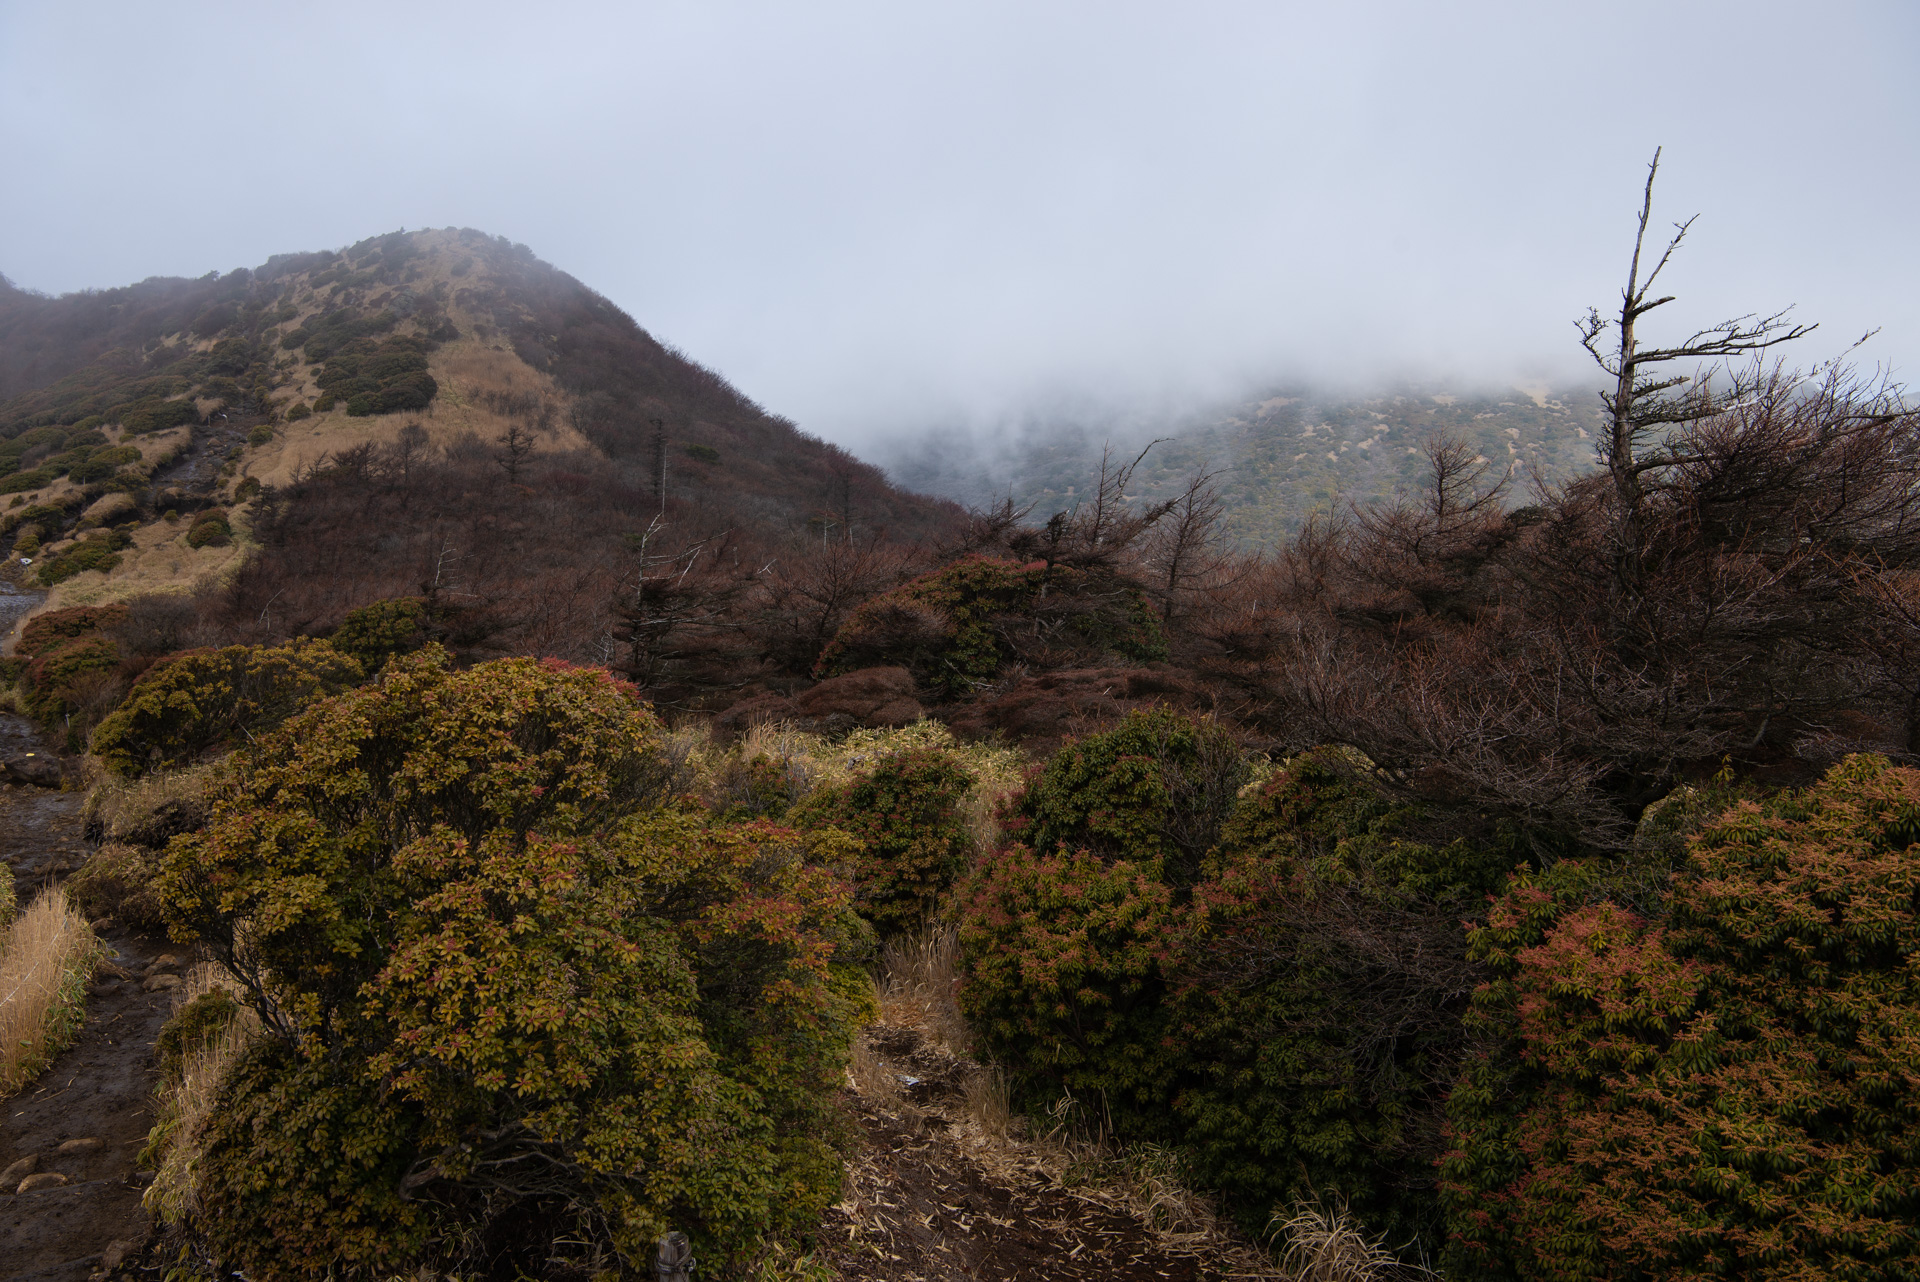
left=142, top=973, right=181, bottom=992
left=57, top=1137, right=104, bottom=1155
left=0, top=1154, right=37, bottom=1189
left=17, top=1171, right=68, bottom=1193
left=1, top=753, right=63, bottom=787
left=101, top=1239, right=137, bottom=1270
left=89, top=917, right=113, bottom=933
left=146, top=953, right=183, bottom=972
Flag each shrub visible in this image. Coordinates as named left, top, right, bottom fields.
left=791, top=746, right=974, bottom=935
left=154, top=653, right=867, bottom=1277
left=234, top=475, right=261, bottom=500
left=185, top=508, right=231, bottom=548
left=1163, top=753, right=1513, bottom=1248
left=90, top=639, right=363, bottom=776
left=283, top=402, right=311, bottom=422
left=35, top=533, right=125, bottom=586
left=1010, top=705, right=1246, bottom=887
left=311, top=392, right=337, bottom=412
left=684, top=442, right=720, bottom=464
left=65, top=841, right=169, bottom=932
left=327, top=596, right=431, bottom=672
left=248, top=424, right=275, bottom=445
left=16, top=606, right=129, bottom=729
left=961, top=842, right=1186, bottom=1120
left=0, top=467, right=56, bottom=494
left=963, top=728, right=1514, bottom=1252
left=116, top=396, right=199, bottom=434
left=817, top=555, right=1167, bottom=699
left=1441, top=755, right=1920, bottom=1282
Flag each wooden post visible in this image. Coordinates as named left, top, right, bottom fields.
left=654, top=1230, right=694, bottom=1280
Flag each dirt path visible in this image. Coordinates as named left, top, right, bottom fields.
left=819, top=1025, right=1281, bottom=1282
left=2, top=714, right=170, bottom=1282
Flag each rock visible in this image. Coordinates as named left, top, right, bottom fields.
left=89, top=917, right=114, bottom=933
left=1, top=753, right=62, bottom=788
left=147, top=953, right=183, bottom=972
left=17, top=1171, right=68, bottom=1193
left=142, top=973, right=181, bottom=992
left=57, top=1137, right=104, bottom=1155
left=88, top=980, right=122, bottom=997
left=101, top=1239, right=137, bottom=1270
left=0, top=1154, right=37, bottom=1188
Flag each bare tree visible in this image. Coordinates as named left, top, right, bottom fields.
left=1141, top=467, right=1238, bottom=621
left=610, top=516, right=743, bottom=693
left=389, top=422, right=430, bottom=488
left=1577, top=147, right=1815, bottom=590
left=496, top=422, right=535, bottom=483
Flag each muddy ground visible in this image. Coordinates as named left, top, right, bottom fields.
left=1, top=714, right=171, bottom=1282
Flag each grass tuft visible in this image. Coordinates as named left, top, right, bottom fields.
left=0, top=887, right=101, bottom=1095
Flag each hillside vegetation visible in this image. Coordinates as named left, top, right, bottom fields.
left=4, top=201, right=1920, bottom=1281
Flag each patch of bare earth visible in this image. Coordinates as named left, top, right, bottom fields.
left=824, top=979, right=1282, bottom=1281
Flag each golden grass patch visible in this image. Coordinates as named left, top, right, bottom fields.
left=0, top=888, right=101, bottom=1096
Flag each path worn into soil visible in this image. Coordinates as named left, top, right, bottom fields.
left=2, top=713, right=170, bottom=1282
left=820, top=1025, right=1279, bottom=1282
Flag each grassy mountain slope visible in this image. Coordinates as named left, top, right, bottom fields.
left=0, top=230, right=962, bottom=647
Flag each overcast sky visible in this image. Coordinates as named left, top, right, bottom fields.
left=2, top=1, right=1915, bottom=450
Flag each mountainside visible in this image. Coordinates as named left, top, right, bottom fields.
left=887, top=379, right=1609, bottom=545
left=0, top=230, right=963, bottom=680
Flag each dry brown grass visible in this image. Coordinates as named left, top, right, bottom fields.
left=83, top=761, right=217, bottom=846
left=143, top=962, right=260, bottom=1224
left=1270, top=1200, right=1430, bottom=1281
left=877, top=924, right=969, bottom=1053
left=0, top=888, right=101, bottom=1095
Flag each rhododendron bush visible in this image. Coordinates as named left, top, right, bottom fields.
left=155, top=651, right=869, bottom=1280
left=1442, top=755, right=1920, bottom=1281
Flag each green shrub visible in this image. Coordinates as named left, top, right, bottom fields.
left=327, top=596, right=430, bottom=673
left=35, top=534, right=125, bottom=586
left=311, top=392, right=336, bottom=412
left=962, top=729, right=1516, bottom=1253
left=185, top=509, right=231, bottom=548
left=156, top=653, right=866, bottom=1278
left=1441, top=754, right=1920, bottom=1282
left=0, top=467, right=56, bottom=494
left=234, top=475, right=261, bottom=500
left=960, top=842, right=1186, bottom=1120
left=115, top=396, right=198, bottom=434
left=66, top=445, right=142, bottom=484
left=283, top=402, right=311, bottom=422
left=90, top=639, right=363, bottom=776
left=1010, top=705, right=1246, bottom=887
left=817, top=555, right=1166, bottom=698
left=791, top=746, right=974, bottom=935
left=248, top=425, right=275, bottom=446
left=683, top=442, right=720, bottom=464
left=313, top=334, right=438, bottom=418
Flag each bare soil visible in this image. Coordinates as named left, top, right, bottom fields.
left=1, top=713, right=170, bottom=1282
left=819, top=1024, right=1280, bottom=1282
